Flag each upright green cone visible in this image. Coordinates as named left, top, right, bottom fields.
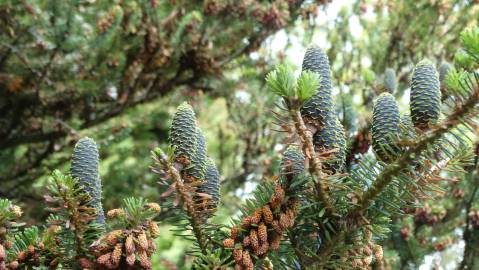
left=169, top=102, right=208, bottom=182
left=384, top=68, right=397, bottom=93
left=410, top=59, right=441, bottom=130
left=439, top=62, right=452, bottom=83
left=169, top=102, right=198, bottom=165
left=300, top=45, right=334, bottom=129
left=183, top=128, right=207, bottom=182
left=439, top=62, right=452, bottom=98
left=280, top=146, right=305, bottom=178
left=169, top=103, right=219, bottom=220
left=313, top=116, right=346, bottom=173
left=196, top=158, right=221, bottom=206
left=372, top=93, right=401, bottom=162
left=71, top=137, right=105, bottom=225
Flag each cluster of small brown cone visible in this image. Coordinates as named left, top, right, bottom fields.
left=343, top=230, right=383, bottom=270
left=80, top=205, right=161, bottom=270
left=223, top=183, right=299, bottom=270
left=0, top=241, right=45, bottom=270
left=96, top=5, right=121, bottom=33
left=0, top=204, right=28, bottom=270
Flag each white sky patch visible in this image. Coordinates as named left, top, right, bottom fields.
left=361, top=56, right=372, bottom=68
left=270, top=30, right=288, bottom=52
left=349, top=15, right=363, bottom=39
left=235, top=90, right=251, bottom=104
left=250, top=52, right=260, bottom=61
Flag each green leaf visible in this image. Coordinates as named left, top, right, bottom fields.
left=461, top=26, right=479, bottom=61
left=266, top=64, right=296, bottom=99
left=296, top=70, right=320, bottom=103
left=445, top=68, right=468, bottom=93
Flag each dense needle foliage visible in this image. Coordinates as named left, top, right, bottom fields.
left=1, top=1, right=479, bottom=269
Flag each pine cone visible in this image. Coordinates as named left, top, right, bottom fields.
left=139, top=251, right=152, bottom=269
left=137, top=231, right=149, bottom=251
left=258, top=223, right=268, bottom=243
left=243, top=236, right=251, bottom=247
left=300, top=45, right=334, bottom=129
left=250, top=229, right=259, bottom=251
left=272, top=220, right=283, bottom=234
left=270, top=233, right=281, bottom=250
left=196, top=158, right=221, bottom=213
left=148, top=221, right=160, bottom=238
left=272, top=185, right=285, bottom=206
left=233, top=248, right=243, bottom=263
left=125, top=234, right=135, bottom=254
left=384, top=68, right=397, bottom=93
left=106, top=230, right=122, bottom=245
left=251, top=208, right=263, bottom=225
left=262, top=205, right=274, bottom=224
left=223, top=238, right=235, bottom=248
left=439, top=62, right=452, bottom=83
left=71, top=137, right=106, bottom=225
left=97, top=253, right=111, bottom=265
left=280, top=146, right=305, bottom=178
left=107, top=208, right=125, bottom=219
left=313, top=116, right=346, bottom=173
left=255, top=241, right=269, bottom=256
left=111, top=244, right=122, bottom=267
left=126, top=253, right=136, bottom=266
left=145, top=202, right=162, bottom=213
left=410, top=59, right=441, bottom=130
left=183, top=128, right=207, bottom=182
left=374, top=245, right=383, bottom=261
left=8, top=261, right=19, bottom=269
left=241, top=216, right=252, bottom=229
left=363, top=255, right=373, bottom=266
left=230, top=226, right=238, bottom=240
left=241, top=250, right=253, bottom=268
left=169, top=103, right=199, bottom=165
left=279, top=212, right=291, bottom=229
left=372, top=93, right=401, bottom=162
left=0, top=244, right=5, bottom=262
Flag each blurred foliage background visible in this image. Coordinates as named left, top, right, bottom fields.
left=1, top=0, right=478, bottom=269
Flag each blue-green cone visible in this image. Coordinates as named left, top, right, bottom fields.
left=439, top=62, right=452, bottom=83
left=439, top=62, right=452, bottom=99
left=384, top=68, right=397, bottom=93
left=372, top=93, right=401, bottom=162
left=196, top=158, right=221, bottom=205
left=71, top=137, right=105, bottom=225
left=169, top=102, right=198, bottom=164
left=313, top=116, right=346, bottom=173
left=410, top=60, right=441, bottom=130
left=300, top=45, right=334, bottom=129
left=399, top=113, right=414, bottom=135
left=183, top=128, right=207, bottom=182
left=280, top=146, right=305, bottom=177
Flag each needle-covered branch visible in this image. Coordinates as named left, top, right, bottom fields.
left=152, top=148, right=209, bottom=255
left=356, top=84, right=479, bottom=214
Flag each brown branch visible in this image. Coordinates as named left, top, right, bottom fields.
left=154, top=149, right=208, bottom=255
left=289, top=106, right=334, bottom=214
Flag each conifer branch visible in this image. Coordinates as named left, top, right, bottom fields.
left=47, top=171, right=99, bottom=259
left=355, top=85, right=479, bottom=214
left=314, top=85, right=479, bottom=266
left=289, top=107, right=334, bottom=214
left=459, top=161, right=479, bottom=269
left=153, top=149, right=208, bottom=255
